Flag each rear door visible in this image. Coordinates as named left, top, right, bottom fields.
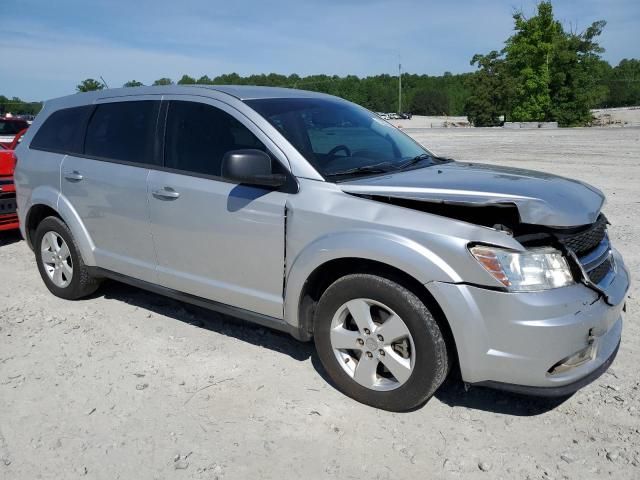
left=147, top=97, right=291, bottom=318
left=61, top=98, right=161, bottom=281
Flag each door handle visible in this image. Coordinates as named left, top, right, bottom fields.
left=152, top=187, right=181, bottom=200
left=64, top=170, right=83, bottom=182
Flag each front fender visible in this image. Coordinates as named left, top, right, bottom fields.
left=25, top=188, right=96, bottom=266
left=283, top=229, right=461, bottom=332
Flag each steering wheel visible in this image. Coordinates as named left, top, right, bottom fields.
left=327, top=144, right=351, bottom=158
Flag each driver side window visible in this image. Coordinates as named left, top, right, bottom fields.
left=164, top=101, right=267, bottom=177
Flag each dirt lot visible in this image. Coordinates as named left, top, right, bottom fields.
left=390, top=107, right=640, bottom=129
left=1, top=127, right=639, bottom=480
left=591, top=107, right=640, bottom=127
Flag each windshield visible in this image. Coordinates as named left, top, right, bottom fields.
left=245, top=97, right=436, bottom=181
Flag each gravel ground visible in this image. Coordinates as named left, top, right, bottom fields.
left=1, top=127, right=638, bottom=480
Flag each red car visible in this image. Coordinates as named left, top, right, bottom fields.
left=0, top=129, right=26, bottom=231
left=0, top=117, right=29, bottom=148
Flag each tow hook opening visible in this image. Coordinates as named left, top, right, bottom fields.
left=547, top=329, right=597, bottom=376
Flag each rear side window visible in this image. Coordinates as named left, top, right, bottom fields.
left=84, top=101, right=160, bottom=165
left=164, top=101, right=266, bottom=177
left=30, top=106, right=92, bottom=154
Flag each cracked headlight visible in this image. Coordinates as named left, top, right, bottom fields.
left=470, top=246, right=575, bottom=291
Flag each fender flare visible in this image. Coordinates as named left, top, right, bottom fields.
left=283, top=229, right=462, bottom=332
left=25, top=187, right=96, bottom=266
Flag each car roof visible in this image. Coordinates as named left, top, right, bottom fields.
left=43, top=85, right=337, bottom=110
left=194, top=85, right=332, bottom=100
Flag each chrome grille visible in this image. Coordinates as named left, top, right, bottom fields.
left=555, top=215, right=614, bottom=287
left=564, top=226, right=615, bottom=288
left=558, top=214, right=608, bottom=256
left=588, top=257, right=613, bottom=285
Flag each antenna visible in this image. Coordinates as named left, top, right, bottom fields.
left=100, top=76, right=110, bottom=88
left=398, top=57, right=402, bottom=114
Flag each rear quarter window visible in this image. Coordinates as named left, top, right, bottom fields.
left=84, top=101, right=160, bottom=165
left=30, top=106, right=93, bottom=154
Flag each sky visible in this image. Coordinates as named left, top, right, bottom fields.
left=1, top=0, right=638, bottom=101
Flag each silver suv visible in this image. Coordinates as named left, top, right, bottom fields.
left=15, top=86, right=629, bottom=411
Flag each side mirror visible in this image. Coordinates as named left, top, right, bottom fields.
left=221, top=149, right=287, bottom=188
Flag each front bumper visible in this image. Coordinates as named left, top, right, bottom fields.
left=474, top=340, right=620, bottom=397
left=428, top=248, right=629, bottom=394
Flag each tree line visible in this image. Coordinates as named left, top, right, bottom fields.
left=77, top=51, right=638, bottom=127
left=75, top=73, right=474, bottom=117
left=4, top=2, right=639, bottom=126
left=0, top=96, right=42, bottom=116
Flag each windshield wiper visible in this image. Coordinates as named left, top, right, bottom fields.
left=325, top=162, right=395, bottom=179
left=397, top=153, right=434, bottom=171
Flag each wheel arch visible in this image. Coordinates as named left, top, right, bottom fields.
left=25, top=204, right=60, bottom=248
left=286, top=255, right=460, bottom=371
left=24, top=194, right=96, bottom=265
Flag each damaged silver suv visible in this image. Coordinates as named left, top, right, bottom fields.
left=15, top=86, right=629, bottom=411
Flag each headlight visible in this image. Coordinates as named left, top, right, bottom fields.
left=469, top=245, right=574, bottom=291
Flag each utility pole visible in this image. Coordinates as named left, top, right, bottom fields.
left=398, top=61, right=402, bottom=114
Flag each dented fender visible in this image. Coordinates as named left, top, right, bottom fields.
left=283, top=229, right=461, bottom=330
left=281, top=179, right=524, bottom=332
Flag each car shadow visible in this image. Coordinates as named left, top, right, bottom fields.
left=0, top=230, right=22, bottom=247
left=93, top=280, right=570, bottom=415
left=97, top=280, right=314, bottom=362
left=433, top=374, right=571, bottom=416
left=310, top=354, right=569, bottom=415
left=226, top=184, right=270, bottom=212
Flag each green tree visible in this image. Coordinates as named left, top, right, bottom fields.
left=0, top=95, right=42, bottom=115
left=504, top=2, right=559, bottom=121
left=549, top=20, right=608, bottom=125
left=177, top=75, right=196, bottom=85
left=76, top=78, right=105, bottom=93
left=465, top=51, right=512, bottom=126
left=196, top=75, right=212, bottom=84
left=468, top=1, right=609, bottom=126
left=152, top=78, right=173, bottom=86
left=410, top=89, right=449, bottom=115
left=604, top=59, right=640, bottom=107
left=123, top=80, right=144, bottom=87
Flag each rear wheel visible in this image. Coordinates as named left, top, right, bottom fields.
left=34, top=216, right=100, bottom=299
left=314, top=274, right=449, bottom=411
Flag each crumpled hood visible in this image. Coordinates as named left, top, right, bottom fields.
left=340, top=161, right=605, bottom=227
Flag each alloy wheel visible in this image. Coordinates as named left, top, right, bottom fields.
left=330, top=298, right=415, bottom=391
left=40, top=231, right=73, bottom=288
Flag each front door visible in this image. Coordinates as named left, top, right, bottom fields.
left=147, top=98, right=290, bottom=318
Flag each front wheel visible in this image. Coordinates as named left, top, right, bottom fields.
left=314, top=274, right=449, bottom=411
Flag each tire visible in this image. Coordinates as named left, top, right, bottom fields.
left=34, top=216, right=100, bottom=300
left=314, top=274, right=449, bottom=411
